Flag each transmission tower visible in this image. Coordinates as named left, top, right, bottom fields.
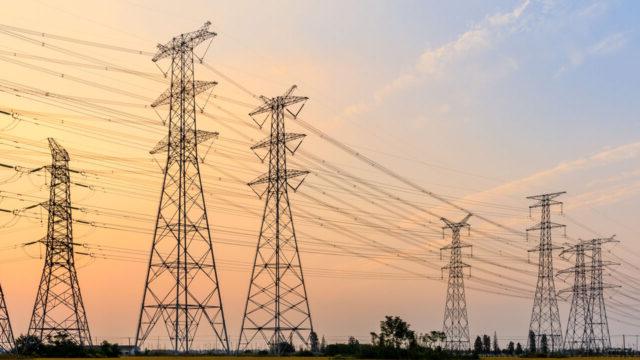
left=583, top=236, right=617, bottom=352
left=526, top=192, right=564, bottom=352
left=560, top=242, right=589, bottom=351
left=28, top=138, right=92, bottom=346
left=0, top=285, right=15, bottom=352
left=237, top=85, right=314, bottom=354
left=440, top=214, right=472, bottom=351
left=134, top=22, right=229, bottom=353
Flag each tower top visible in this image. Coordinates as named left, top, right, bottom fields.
left=152, top=21, right=216, bottom=62
left=47, top=138, right=69, bottom=162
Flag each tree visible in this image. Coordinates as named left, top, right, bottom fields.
left=507, top=341, right=515, bottom=355
left=540, top=334, right=548, bottom=354
left=371, top=315, right=416, bottom=349
left=320, top=335, right=326, bottom=352
left=99, top=341, right=120, bottom=357
left=371, top=332, right=380, bottom=346
left=516, top=342, right=523, bottom=355
left=14, top=335, right=43, bottom=356
left=44, top=332, right=83, bottom=357
left=272, top=341, right=295, bottom=355
left=348, top=336, right=360, bottom=346
left=493, top=332, right=500, bottom=354
left=528, top=330, right=536, bottom=353
left=474, top=336, right=483, bottom=354
left=310, top=331, right=319, bottom=352
left=420, top=331, right=446, bottom=349
left=482, top=334, right=491, bottom=353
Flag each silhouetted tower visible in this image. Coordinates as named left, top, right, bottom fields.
left=560, top=242, right=589, bottom=351
left=134, top=22, right=229, bottom=353
left=0, top=285, right=15, bottom=352
left=441, top=214, right=472, bottom=351
left=526, top=192, right=564, bottom=352
left=238, top=86, right=313, bottom=354
left=583, top=236, right=617, bottom=352
left=28, top=138, right=91, bottom=345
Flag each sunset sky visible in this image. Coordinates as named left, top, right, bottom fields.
left=0, top=0, right=639, bottom=350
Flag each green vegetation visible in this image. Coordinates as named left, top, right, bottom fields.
left=13, top=332, right=119, bottom=357
left=323, top=315, right=475, bottom=359
left=9, top=320, right=640, bottom=359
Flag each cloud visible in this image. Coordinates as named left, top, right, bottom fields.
left=577, top=1, right=608, bottom=19
left=331, top=0, right=531, bottom=121
left=488, top=0, right=531, bottom=26
left=464, top=141, right=640, bottom=203
left=588, top=32, right=628, bottom=55
left=557, top=31, right=629, bottom=75
left=568, top=180, right=640, bottom=210
left=417, top=0, right=530, bottom=77
left=416, top=28, right=490, bottom=76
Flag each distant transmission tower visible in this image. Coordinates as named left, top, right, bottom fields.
left=560, top=242, right=589, bottom=351
left=0, top=285, right=15, bottom=352
left=526, top=192, right=564, bottom=352
left=134, top=22, right=229, bottom=353
left=238, top=85, right=314, bottom=354
left=441, top=214, right=472, bottom=351
left=583, top=236, right=617, bottom=352
left=28, top=138, right=92, bottom=346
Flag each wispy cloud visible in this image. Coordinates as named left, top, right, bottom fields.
left=568, top=180, right=640, bottom=210
left=465, top=140, right=640, bottom=203
left=331, top=0, right=531, bottom=120
left=557, top=31, right=629, bottom=75
left=589, top=32, right=628, bottom=55
left=577, top=1, right=608, bottom=19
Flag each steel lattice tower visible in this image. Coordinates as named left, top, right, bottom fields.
left=134, top=22, right=229, bottom=353
left=441, top=214, right=472, bottom=351
left=560, top=242, right=589, bottom=351
left=28, top=138, right=92, bottom=346
left=583, top=237, right=617, bottom=352
left=238, top=85, right=314, bottom=354
left=526, top=192, right=564, bottom=352
left=0, top=285, right=15, bottom=352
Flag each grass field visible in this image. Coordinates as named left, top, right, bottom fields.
left=484, top=358, right=640, bottom=360
left=32, top=358, right=334, bottom=360
left=20, top=357, right=640, bottom=360
left=26, top=357, right=640, bottom=360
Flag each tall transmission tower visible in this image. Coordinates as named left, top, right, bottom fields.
left=134, top=22, right=229, bottom=353
left=560, top=242, right=589, bottom=351
left=583, top=236, right=617, bottom=352
left=440, top=214, right=472, bottom=351
left=238, top=85, right=314, bottom=354
left=0, top=285, right=15, bottom=352
left=28, top=138, right=92, bottom=346
left=526, top=192, right=565, bottom=352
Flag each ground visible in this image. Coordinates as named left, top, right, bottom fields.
left=27, top=357, right=640, bottom=360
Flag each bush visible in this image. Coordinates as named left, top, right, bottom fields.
left=14, top=334, right=44, bottom=356
left=324, top=341, right=477, bottom=359
left=100, top=340, right=120, bottom=357
left=12, top=332, right=120, bottom=358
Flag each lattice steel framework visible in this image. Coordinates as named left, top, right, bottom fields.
left=28, top=138, right=91, bottom=346
left=526, top=192, right=564, bottom=352
left=0, top=285, right=14, bottom=352
left=583, top=236, right=617, bottom=352
left=238, top=86, right=314, bottom=354
left=134, top=22, right=229, bottom=353
left=560, top=242, right=589, bottom=351
left=441, top=214, right=472, bottom=351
